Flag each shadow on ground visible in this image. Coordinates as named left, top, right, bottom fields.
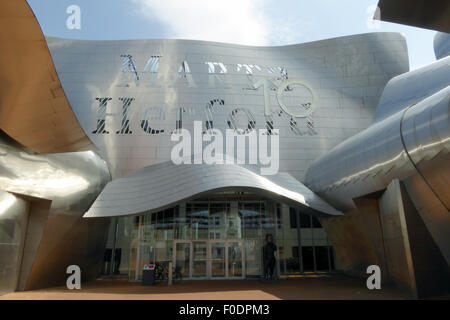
left=0, top=274, right=415, bottom=300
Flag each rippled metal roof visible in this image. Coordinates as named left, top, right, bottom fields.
left=85, top=161, right=342, bottom=218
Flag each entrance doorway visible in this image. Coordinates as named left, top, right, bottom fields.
left=173, top=240, right=245, bottom=279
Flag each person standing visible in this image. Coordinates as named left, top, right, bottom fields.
left=263, top=234, right=277, bottom=280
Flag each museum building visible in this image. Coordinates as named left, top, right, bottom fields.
left=0, top=0, right=449, bottom=298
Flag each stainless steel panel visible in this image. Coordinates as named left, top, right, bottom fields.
left=0, top=138, right=111, bottom=290
left=304, top=57, right=450, bottom=267
left=0, top=0, right=96, bottom=154
left=373, top=56, right=450, bottom=123
left=85, top=161, right=342, bottom=218
left=0, top=191, right=28, bottom=295
left=378, top=180, right=417, bottom=296
left=304, top=61, right=450, bottom=212
left=46, top=32, right=409, bottom=182
left=434, top=32, right=450, bottom=60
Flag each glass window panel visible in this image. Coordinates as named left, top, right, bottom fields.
left=155, top=240, right=173, bottom=268
left=289, top=207, right=297, bottom=228
left=315, top=246, right=330, bottom=271
left=242, top=202, right=260, bottom=239
left=103, top=196, right=336, bottom=281
left=312, top=216, right=322, bottom=228
left=0, top=199, right=28, bottom=293
left=330, top=247, right=335, bottom=270
left=161, top=208, right=174, bottom=240
left=302, top=246, right=315, bottom=271
left=245, top=239, right=261, bottom=277
left=299, top=213, right=311, bottom=228
left=190, top=203, right=209, bottom=239
left=277, top=245, right=287, bottom=275
left=211, top=242, right=225, bottom=277
left=261, top=202, right=275, bottom=237
left=228, top=242, right=243, bottom=277
left=192, top=242, right=207, bottom=277
left=276, top=204, right=282, bottom=230
left=226, top=202, right=242, bottom=239
left=156, top=211, right=164, bottom=239
left=135, top=240, right=156, bottom=280
left=101, top=219, right=117, bottom=275
left=175, top=242, right=190, bottom=277
left=279, top=204, right=300, bottom=274
left=142, top=212, right=156, bottom=240
left=113, top=216, right=138, bottom=276
left=175, top=204, right=190, bottom=239
left=286, top=245, right=301, bottom=273
left=274, top=204, right=286, bottom=275
left=209, top=203, right=226, bottom=239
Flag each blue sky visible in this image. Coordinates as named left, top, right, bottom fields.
left=28, top=0, right=437, bottom=70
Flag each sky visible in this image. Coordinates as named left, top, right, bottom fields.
left=27, top=0, right=438, bottom=70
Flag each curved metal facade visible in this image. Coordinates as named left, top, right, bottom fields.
left=0, top=0, right=446, bottom=297
left=0, top=0, right=96, bottom=154
left=304, top=56, right=450, bottom=276
left=85, top=161, right=342, bottom=218
left=373, top=56, right=450, bottom=123
left=304, top=57, right=450, bottom=211
left=46, top=32, right=409, bottom=182
left=305, top=84, right=450, bottom=210
left=0, top=138, right=111, bottom=291
left=434, top=32, right=450, bottom=60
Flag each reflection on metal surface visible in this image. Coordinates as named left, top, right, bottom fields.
left=85, top=161, right=342, bottom=218
left=0, top=191, right=28, bottom=295
left=0, top=138, right=111, bottom=290
left=434, top=32, right=450, bottom=60
left=373, top=56, right=450, bottom=123
left=0, top=142, right=110, bottom=204
left=304, top=56, right=450, bottom=268
left=46, top=32, right=409, bottom=180
left=0, top=0, right=96, bottom=154
left=305, top=84, right=450, bottom=211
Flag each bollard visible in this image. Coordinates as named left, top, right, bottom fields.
left=168, top=262, right=173, bottom=286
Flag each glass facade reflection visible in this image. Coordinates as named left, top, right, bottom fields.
left=0, top=193, right=29, bottom=294
left=102, top=193, right=339, bottom=280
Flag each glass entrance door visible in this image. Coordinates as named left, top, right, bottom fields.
left=174, top=240, right=244, bottom=279
left=227, top=242, right=243, bottom=278
left=210, top=242, right=226, bottom=278
left=175, top=242, right=190, bottom=278
left=192, top=241, right=207, bottom=278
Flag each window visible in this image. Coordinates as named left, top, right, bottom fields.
left=286, top=246, right=300, bottom=273
left=289, top=207, right=297, bottom=228
left=299, top=213, right=311, bottom=228
left=209, top=203, right=227, bottom=239
left=329, top=247, right=335, bottom=270
left=261, top=203, right=274, bottom=231
left=302, top=246, right=314, bottom=271
left=175, top=204, right=190, bottom=239
left=241, top=202, right=260, bottom=238
left=315, top=246, right=330, bottom=271
left=276, top=204, right=282, bottom=229
left=292, top=246, right=299, bottom=258
left=312, top=216, right=322, bottom=228
left=190, top=203, right=209, bottom=239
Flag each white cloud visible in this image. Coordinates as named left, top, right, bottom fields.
left=131, top=0, right=272, bottom=46
left=267, top=16, right=312, bottom=45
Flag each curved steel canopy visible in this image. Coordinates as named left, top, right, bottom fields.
left=304, top=57, right=450, bottom=211
left=0, top=0, right=95, bottom=153
left=84, top=161, right=342, bottom=218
